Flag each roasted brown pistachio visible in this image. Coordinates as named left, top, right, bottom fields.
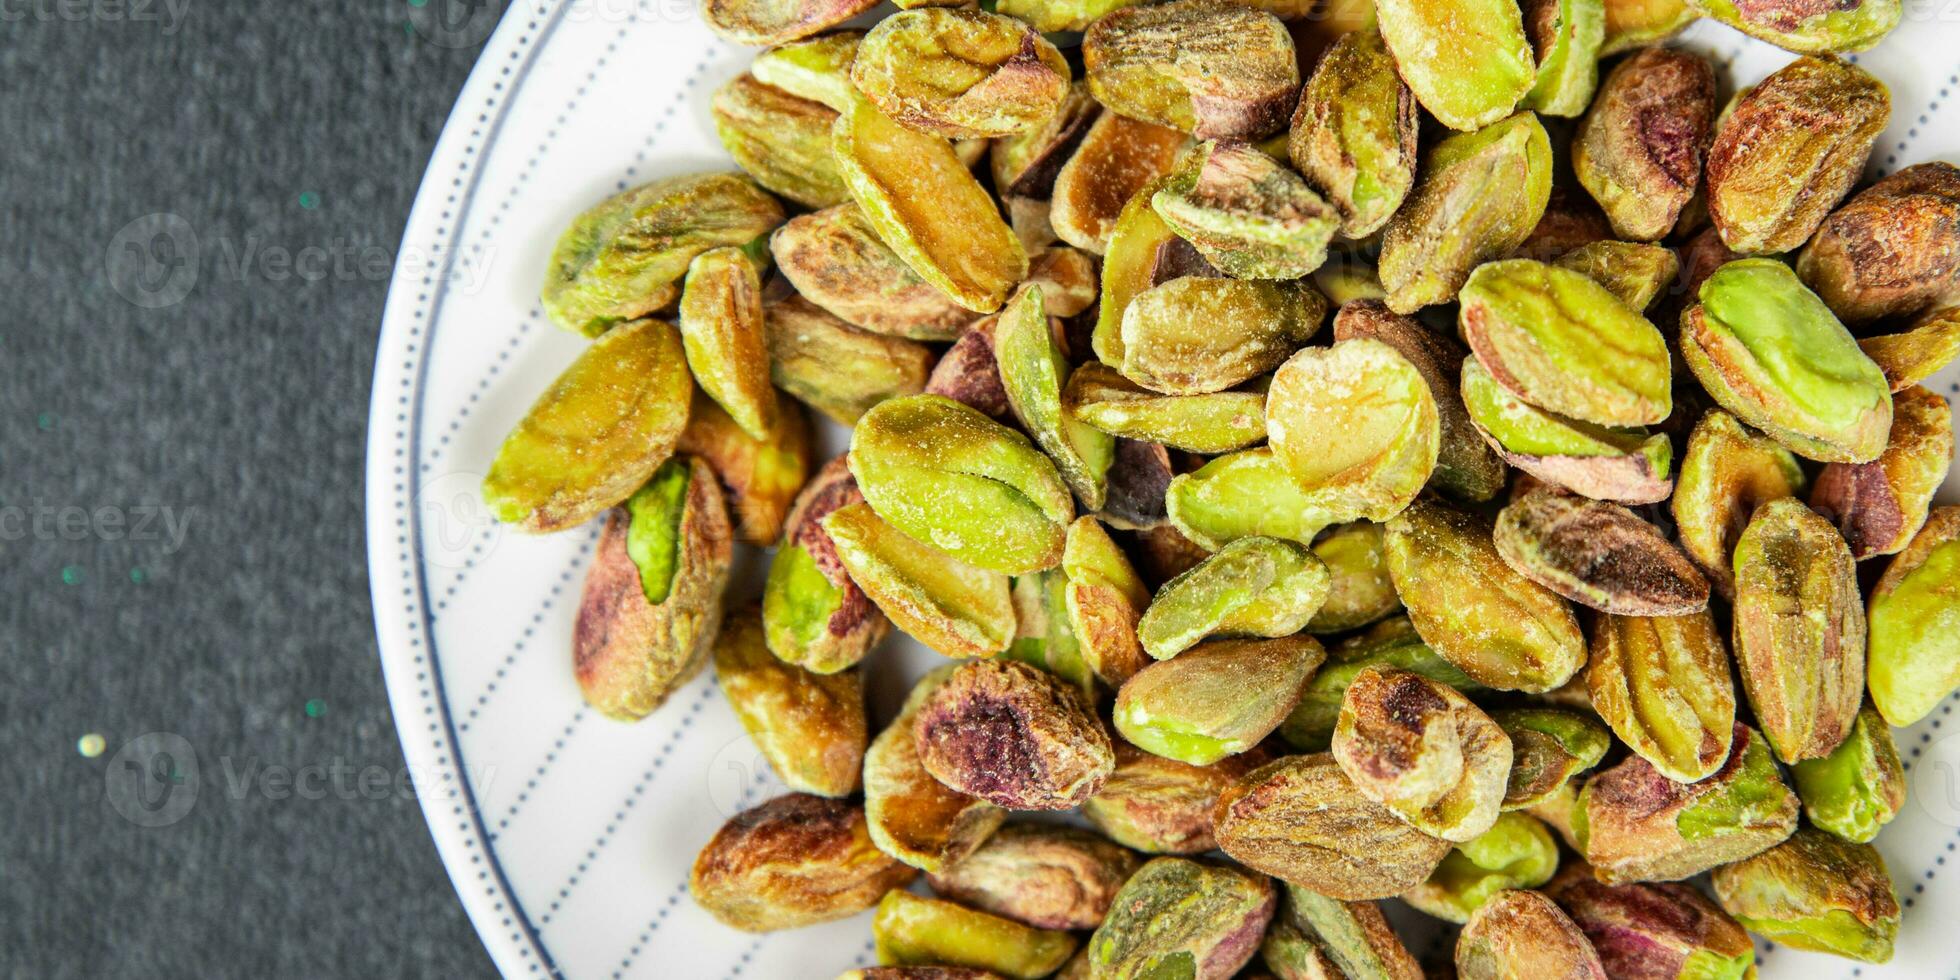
left=765, top=295, right=934, bottom=425
left=1573, top=47, right=1717, bottom=242
left=1491, top=709, right=1610, bottom=811
left=1599, top=0, right=1696, bottom=52
left=1810, top=383, right=1954, bottom=559
left=1115, top=635, right=1325, bottom=766
left=574, top=458, right=731, bottom=720
left=1213, top=753, right=1454, bottom=900
left=851, top=9, right=1071, bottom=140
left=712, top=74, right=849, bottom=209
left=1289, top=28, right=1419, bottom=239
left=1405, top=813, right=1561, bottom=924
left=1384, top=499, right=1588, bottom=693
left=541, top=174, right=784, bottom=337
left=914, top=658, right=1115, bottom=810
left=1061, top=516, right=1152, bottom=687
left=1026, top=247, right=1098, bottom=317
left=850, top=394, right=1075, bottom=575
left=1379, top=113, right=1553, bottom=313
left=1671, top=409, right=1808, bottom=597
left=771, top=204, right=973, bottom=341
left=1082, top=0, right=1300, bottom=140
left=1305, top=523, right=1403, bottom=635
left=1134, top=537, right=1329, bottom=660
left=1553, top=240, right=1680, bottom=312
left=1545, top=864, right=1757, bottom=979
left=1456, top=889, right=1607, bottom=979
left=1518, top=186, right=1616, bottom=262
left=482, top=317, right=693, bottom=533
left=1710, top=827, right=1901, bottom=963
left=1332, top=666, right=1513, bottom=842
left=703, top=0, right=880, bottom=46
left=1281, top=617, right=1485, bottom=752
left=1867, top=506, right=1960, bottom=726
left=1264, top=885, right=1422, bottom=980
left=713, top=608, right=865, bottom=797
left=763, top=455, right=891, bottom=674
left=925, top=316, right=1010, bottom=419
left=926, top=823, right=1140, bottom=930
left=834, top=99, right=1028, bottom=312
left=1461, top=359, right=1674, bottom=505
left=1493, top=484, right=1710, bottom=616
left=993, top=83, right=1100, bottom=200
left=1680, top=259, right=1895, bottom=464
left=1705, top=55, right=1891, bottom=255
left=1588, top=609, right=1738, bottom=783
left=679, top=246, right=777, bottom=443
left=1791, top=701, right=1906, bottom=844
left=1150, top=139, right=1338, bottom=280
left=1687, top=0, right=1900, bottom=53
left=838, top=969, right=1004, bottom=980
left=865, top=666, right=1008, bottom=872
left=750, top=31, right=863, bottom=111
left=1376, top=0, right=1536, bottom=131
left=677, top=393, right=809, bottom=546
left=1860, top=304, right=1960, bottom=392
left=691, top=794, right=917, bottom=932
left=995, top=285, right=1115, bottom=510
left=1084, top=741, right=1272, bottom=854
left=1731, top=497, right=1866, bottom=764
left=1335, top=301, right=1508, bottom=502
left=1267, top=338, right=1442, bottom=521
left=1460, top=258, right=1673, bottom=428
left=1102, top=439, right=1177, bottom=532
left=1797, top=162, right=1960, bottom=323
left=873, top=889, right=1080, bottom=980
left=1119, top=277, right=1326, bottom=395
left=1052, top=114, right=1189, bottom=255
left=1578, top=723, right=1799, bottom=884
left=1087, top=856, right=1277, bottom=980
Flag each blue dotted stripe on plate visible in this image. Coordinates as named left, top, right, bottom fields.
left=491, top=708, right=589, bottom=840
left=456, top=530, right=597, bottom=732
left=395, top=2, right=582, bottom=974
left=1880, top=72, right=1957, bottom=175
left=419, top=53, right=723, bottom=476
left=606, top=763, right=772, bottom=979
left=537, top=683, right=716, bottom=927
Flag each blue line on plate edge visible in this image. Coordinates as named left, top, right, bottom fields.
left=403, top=1, right=574, bottom=974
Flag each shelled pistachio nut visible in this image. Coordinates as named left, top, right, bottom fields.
left=691, top=794, right=916, bottom=932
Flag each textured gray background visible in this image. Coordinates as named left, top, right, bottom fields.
left=1, top=2, right=503, bottom=976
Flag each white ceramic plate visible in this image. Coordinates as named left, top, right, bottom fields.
left=367, top=4, right=1960, bottom=976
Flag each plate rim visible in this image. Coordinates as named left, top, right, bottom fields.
left=364, top=2, right=576, bottom=975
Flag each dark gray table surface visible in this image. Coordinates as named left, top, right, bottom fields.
left=2, top=3, right=509, bottom=976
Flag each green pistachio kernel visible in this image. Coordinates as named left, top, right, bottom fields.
left=1379, top=113, right=1553, bottom=313
left=1134, top=536, right=1331, bottom=660
left=1791, top=702, right=1907, bottom=844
